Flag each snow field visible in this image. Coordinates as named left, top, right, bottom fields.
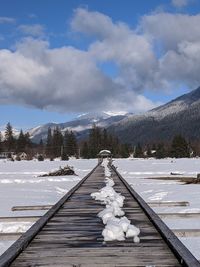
left=114, top=158, right=200, bottom=260
left=91, top=159, right=140, bottom=242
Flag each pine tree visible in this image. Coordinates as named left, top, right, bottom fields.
left=52, top=127, right=63, bottom=157
left=45, top=127, right=52, bottom=158
left=81, top=142, right=89, bottom=158
left=134, top=143, right=143, bottom=158
left=102, top=129, right=108, bottom=148
left=120, top=144, right=130, bottom=158
left=88, top=124, right=102, bottom=157
left=156, top=143, right=166, bottom=159
left=24, top=132, right=31, bottom=147
left=146, top=145, right=152, bottom=157
left=66, top=131, right=77, bottom=157
left=171, top=135, right=190, bottom=158
left=16, top=130, right=26, bottom=153
left=5, top=122, right=15, bottom=151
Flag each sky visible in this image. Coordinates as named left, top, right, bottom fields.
left=0, top=0, right=200, bottom=129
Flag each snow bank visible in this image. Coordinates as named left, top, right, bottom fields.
left=91, top=159, right=140, bottom=243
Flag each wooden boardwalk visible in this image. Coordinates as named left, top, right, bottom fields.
left=0, top=163, right=199, bottom=267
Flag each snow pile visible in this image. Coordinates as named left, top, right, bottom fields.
left=91, top=159, right=140, bottom=242
left=101, top=158, right=111, bottom=177
left=0, top=222, right=33, bottom=233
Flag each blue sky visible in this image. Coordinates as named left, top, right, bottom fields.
left=0, top=0, right=200, bottom=129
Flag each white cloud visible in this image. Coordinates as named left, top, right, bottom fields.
left=72, top=8, right=157, bottom=92
left=171, top=0, right=189, bottom=8
left=140, top=12, right=200, bottom=89
left=0, top=38, right=146, bottom=113
left=140, top=12, right=200, bottom=51
left=1, top=8, right=200, bottom=114
left=0, top=16, right=16, bottom=24
left=18, top=24, right=45, bottom=37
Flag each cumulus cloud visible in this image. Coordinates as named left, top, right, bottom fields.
left=18, top=24, right=45, bottom=37
left=141, top=12, right=200, bottom=51
left=171, top=0, right=189, bottom=8
left=140, top=12, right=200, bottom=89
left=72, top=8, right=157, bottom=92
left=0, top=38, right=150, bottom=112
left=0, top=16, right=16, bottom=24
left=1, top=8, right=200, bottom=114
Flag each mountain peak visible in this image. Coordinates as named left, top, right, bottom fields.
left=76, top=111, right=129, bottom=121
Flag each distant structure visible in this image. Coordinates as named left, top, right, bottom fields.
left=98, top=150, right=112, bottom=159
left=0, top=152, right=15, bottom=159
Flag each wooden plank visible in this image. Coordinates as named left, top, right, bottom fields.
left=148, top=201, right=189, bottom=207
left=0, top=216, right=41, bottom=222
left=159, top=212, right=200, bottom=219
left=0, top=233, right=22, bottom=241
left=172, top=229, right=200, bottom=237
left=12, top=205, right=52, bottom=211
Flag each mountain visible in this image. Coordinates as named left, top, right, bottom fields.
left=29, top=111, right=131, bottom=143
left=108, top=87, right=200, bottom=145
left=28, top=87, right=200, bottom=145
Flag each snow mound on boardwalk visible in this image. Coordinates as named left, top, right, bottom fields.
left=91, top=159, right=140, bottom=242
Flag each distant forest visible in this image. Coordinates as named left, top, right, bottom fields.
left=0, top=122, right=196, bottom=159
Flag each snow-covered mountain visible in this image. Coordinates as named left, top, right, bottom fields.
left=109, top=86, right=200, bottom=144
left=29, top=111, right=131, bottom=143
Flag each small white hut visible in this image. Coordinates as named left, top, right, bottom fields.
left=98, top=150, right=112, bottom=158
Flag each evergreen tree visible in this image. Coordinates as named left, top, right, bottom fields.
left=81, top=142, right=89, bottom=158
left=171, top=134, right=190, bottom=158
left=102, top=129, right=108, bottom=148
left=156, top=143, right=166, bottom=159
left=37, top=139, right=44, bottom=155
left=16, top=130, right=26, bottom=153
left=88, top=124, right=102, bottom=157
left=120, top=144, right=130, bottom=158
left=146, top=145, right=152, bottom=157
left=5, top=122, right=15, bottom=151
left=52, top=127, right=63, bottom=157
left=66, top=131, right=77, bottom=157
left=45, top=127, right=52, bottom=157
left=134, top=143, right=143, bottom=158
left=24, top=132, right=31, bottom=148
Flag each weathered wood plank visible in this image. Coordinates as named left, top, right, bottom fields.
left=0, top=216, right=41, bottom=222
left=159, top=212, right=200, bottom=219
left=148, top=201, right=189, bottom=207
left=12, top=205, right=53, bottom=211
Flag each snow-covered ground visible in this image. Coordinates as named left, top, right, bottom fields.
left=1, top=157, right=200, bottom=260
left=114, top=158, right=200, bottom=260
left=0, top=159, right=97, bottom=255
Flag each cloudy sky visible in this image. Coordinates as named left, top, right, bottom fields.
left=0, top=0, right=200, bottom=128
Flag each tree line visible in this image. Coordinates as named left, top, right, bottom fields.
left=0, top=122, right=195, bottom=159
left=0, top=123, right=32, bottom=155
left=80, top=124, right=130, bottom=158
left=134, top=134, right=192, bottom=158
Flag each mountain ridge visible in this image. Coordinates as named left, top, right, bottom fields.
left=26, top=86, right=200, bottom=144
left=109, top=86, right=200, bottom=144
left=28, top=111, right=132, bottom=143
